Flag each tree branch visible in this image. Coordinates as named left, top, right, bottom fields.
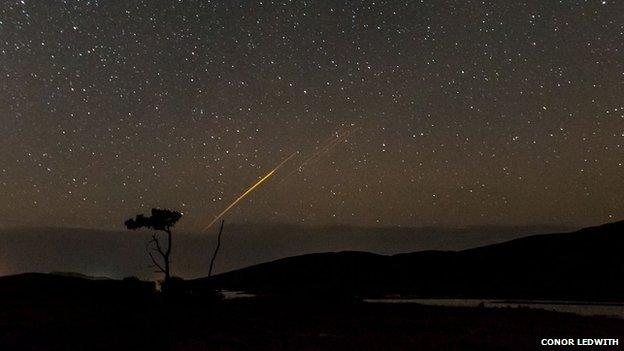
left=146, top=236, right=166, bottom=273
left=150, top=234, right=167, bottom=257
left=208, top=220, right=225, bottom=278
left=148, top=250, right=166, bottom=274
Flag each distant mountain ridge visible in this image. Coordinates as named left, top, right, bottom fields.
left=0, top=222, right=573, bottom=279
left=48, top=271, right=113, bottom=280
left=193, top=220, right=624, bottom=301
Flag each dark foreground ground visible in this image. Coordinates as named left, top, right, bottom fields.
left=1, top=291, right=622, bottom=351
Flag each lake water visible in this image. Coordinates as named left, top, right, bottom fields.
left=220, top=290, right=623, bottom=319
left=364, top=298, right=624, bottom=319
left=221, top=290, right=256, bottom=299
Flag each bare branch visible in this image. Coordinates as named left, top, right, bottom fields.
left=151, top=233, right=166, bottom=257
left=145, top=237, right=166, bottom=273
left=209, top=220, right=225, bottom=278
left=148, top=250, right=166, bottom=274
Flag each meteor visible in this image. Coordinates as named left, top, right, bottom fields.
left=201, top=151, right=297, bottom=232
left=297, top=126, right=360, bottom=171
left=276, top=126, right=360, bottom=187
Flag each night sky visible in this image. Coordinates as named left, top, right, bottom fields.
left=1, top=1, right=622, bottom=232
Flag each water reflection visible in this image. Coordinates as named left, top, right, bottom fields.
left=364, top=298, right=624, bottom=319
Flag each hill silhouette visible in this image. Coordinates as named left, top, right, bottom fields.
left=192, top=220, right=624, bottom=301
left=0, top=272, right=155, bottom=302
left=0, top=223, right=572, bottom=279
left=0, top=222, right=622, bottom=350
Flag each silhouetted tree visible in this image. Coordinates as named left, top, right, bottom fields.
left=125, top=208, right=182, bottom=285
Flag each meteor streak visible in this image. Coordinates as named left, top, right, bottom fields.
left=276, top=126, right=360, bottom=187
left=297, top=126, right=360, bottom=171
left=201, top=151, right=297, bottom=232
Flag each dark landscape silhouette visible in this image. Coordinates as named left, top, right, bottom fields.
left=0, top=222, right=575, bottom=279
left=0, top=220, right=622, bottom=350
left=195, top=220, right=624, bottom=301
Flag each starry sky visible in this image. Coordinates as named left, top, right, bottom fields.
left=1, top=0, right=622, bottom=232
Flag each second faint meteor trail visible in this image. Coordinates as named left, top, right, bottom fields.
left=201, top=151, right=297, bottom=232
left=275, top=126, right=360, bottom=187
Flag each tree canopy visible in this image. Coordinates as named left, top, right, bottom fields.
left=125, top=208, right=182, bottom=232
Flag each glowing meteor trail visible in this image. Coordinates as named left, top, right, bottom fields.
left=276, top=126, right=360, bottom=187
left=297, top=126, right=360, bottom=171
left=201, top=152, right=297, bottom=232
